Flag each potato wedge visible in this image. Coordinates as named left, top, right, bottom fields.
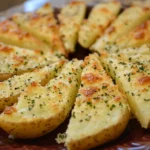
left=65, top=53, right=130, bottom=150
left=0, top=60, right=65, bottom=112
left=91, top=6, right=150, bottom=53
left=100, top=52, right=150, bottom=128
left=12, top=3, right=67, bottom=57
left=78, top=2, right=121, bottom=48
left=132, top=0, right=150, bottom=7
left=0, top=59, right=83, bottom=139
left=104, top=44, right=150, bottom=55
left=0, top=42, right=59, bottom=81
left=115, top=20, right=150, bottom=49
left=0, top=20, right=50, bottom=52
left=117, top=44, right=150, bottom=55
left=59, top=1, right=86, bottom=52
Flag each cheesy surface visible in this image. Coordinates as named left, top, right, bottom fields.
left=78, top=2, right=121, bottom=48
left=0, top=20, right=50, bottom=52
left=13, top=3, right=67, bottom=57
left=0, top=42, right=59, bottom=80
left=66, top=54, right=130, bottom=150
left=101, top=53, right=150, bottom=128
left=59, top=1, right=86, bottom=52
left=91, top=6, right=150, bottom=53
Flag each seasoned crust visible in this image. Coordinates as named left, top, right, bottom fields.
left=0, top=59, right=83, bottom=139
left=12, top=3, right=67, bottom=57
left=115, top=20, right=150, bottom=48
left=91, top=6, right=150, bottom=52
left=0, top=42, right=59, bottom=81
left=0, top=60, right=65, bottom=111
left=65, top=54, right=130, bottom=150
left=100, top=52, right=150, bottom=128
left=78, top=2, right=121, bottom=48
left=0, top=20, right=51, bottom=52
left=58, top=1, right=86, bottom=52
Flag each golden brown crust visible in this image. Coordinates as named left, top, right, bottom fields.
left=4, top=106, right=17, bottom=115
left=0, top=73, right=13, bottom=81
left=82, top=73, right=102, bottom=84
left=66, top=112, right=129, bottom=150
left=80, top=86, right=98, bottom=97
left=12, top=4, right=68, bottom=57
left=138, top=76, right=150, bottom=85
left=0, top=20, right=51, bottom=52
left=66, top=54, right=130, bottom=150
left=0, top=45, right=13, bottom=53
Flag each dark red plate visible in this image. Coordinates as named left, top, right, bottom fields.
left=0, top=119, right=150, bottom=150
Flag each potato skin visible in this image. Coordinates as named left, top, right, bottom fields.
left=78, top=2, right=121, bottom=48
left=0, top=60, right=82, bottom=139
left=0, top=20, right=50, bottom=52
left=100, top=53, right=150, bottom=128
left=0, top=111, right=65, bottom=139
left=65, top=54, right=130, bottom=150
left=91, top=6, right=150, bottom=52
left=13, top=4, right=67, bottom=57
left=59, top=1, right=86, bottom=52
left=66, top=110, right=130, bottom=150
left=0, top=73, right=13, bottom=81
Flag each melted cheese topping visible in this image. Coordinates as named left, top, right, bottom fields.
left=78, top=2, right=121, bottom=48
left=0, top=20, right=50, bottom=52
left=13, top=3, right=67, bottom=57
left=0, top=59, right=83, bottom=139
left=115, top=20, right=150, bottom=49
left=91, top=6, right=150, bottom=53
left=105, top=44, right=150, bottom=55
left=65, top=53, right=130, bottom=150
left=0, top=60, right=65, bottom=111
left=59, top=1, right=86, bottom=52
left=101, top=53, right=150, bottom=128
left=0, top=43, right=59, bottom=77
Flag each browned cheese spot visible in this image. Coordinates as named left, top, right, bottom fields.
left=31, top=82, right=38, bottom=87
left=70, top=1, right=84, bottom=5
left=107, top=26, right=115, bottom=34
left=139, top=22, right=147, bottom=29
left=82, top=73, right=102, bottom=84
left=1, top=26, right=9, bottom=33
left=138, top=76, right=150, bottom=85
left=43, top=3, right=51, bottom=8
left=0, top=46, right=13, bottom=53
left=99, top=8, right=110, bottom=14
left=81, top=87, right=98, bottom=97
left=143, top=7, right=150, bottom=12
left=114, top=96, right=121, bottom=102
left=13, top=56, right=24, bottom=63
left=134, top=30, right=145, bottom=39
left=4, top=106, right=16, bottom=115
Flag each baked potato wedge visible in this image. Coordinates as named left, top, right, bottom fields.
left=100, top=52, right=150, bottom=128
left=58, top=1, right=86, bottom=52
left=91, top=6, right=150, bottom=53
left=65, top=53, right=130, bottom=150
left=0, top=20, right=50, bottom=52
left=12, top=3, right=67, bottom=57
left=104, top=44, right=150, bottom=55
left=0, top=59, right=83, bottom=139
left=78, top=2, right=121, bottom=48
left=0, top=60, right=65, bottom=112
left=117, top=44, right=150, bottom=55
left=115, top=20, right=150, bottom=49
left=132, top=0, right=150, bottom=7
left=0, top=42, right=59, bottom=81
